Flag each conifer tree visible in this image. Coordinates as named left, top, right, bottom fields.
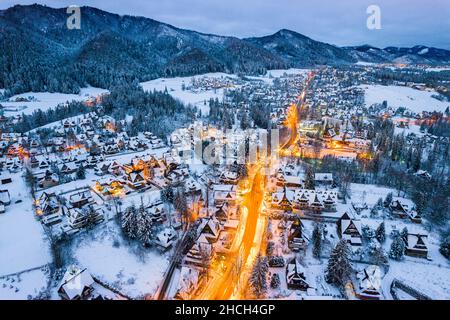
left=389, top=235, right=405, bottom=260
left=305, top=166, right=315, bottom=190
left=400, top=227, right=409, bottom=242
left=376, top=222, right=386, bottom=243
left=249, top=255, right=269, bottom=298
left=325, top=240, right=353, bottom=287
left=384, top=192, right=393, bottom=207
left=312, top=224, right=322, bottom=259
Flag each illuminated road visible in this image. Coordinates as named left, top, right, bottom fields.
left=280, top=71, right=315, bottom=151
left=195, top=72, right=315, bottom=300
left=195, top=163, right=267, bottom=300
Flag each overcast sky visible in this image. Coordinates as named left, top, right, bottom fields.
left=1, top=0, right=449, bottom=49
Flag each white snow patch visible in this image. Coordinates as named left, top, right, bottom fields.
left=418, top=48, right=429, bottom=55
left=360, top=84, right=449, bottom=113
left=0, top=268, right=50, bottom=300
left=141, top=73, right=235, bottom=115
left=74, top=223, right=169, bottom=298
left=355, top=61, right=378, bottom=66
left=0, top=172, right=51, bottom=276
left=2, top=87, right=109, bottom=116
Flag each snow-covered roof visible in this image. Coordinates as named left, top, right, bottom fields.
left=176, top=266, right=200, bottom=299
left=59, top=265, right=94, bottom=300
left=406, top=233, right=428, bottom=251
left=357, top=265, right=382, bottom=292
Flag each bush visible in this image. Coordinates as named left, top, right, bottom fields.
left=270, top=273, right=281, bottom=289
left=266, top=241, right=275, bottom=257
left=439, top=236, right=450, bottom=259
left=268, top=256, right=285, bottom=267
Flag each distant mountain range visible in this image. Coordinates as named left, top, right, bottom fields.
left=345, top=45, right=450, bottom=64
left=1, top=4, right=449, bottom=95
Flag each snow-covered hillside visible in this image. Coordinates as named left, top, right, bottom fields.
left=2, top=87, right=109, bottom=116
left=360, top=84, right=449, bottom=113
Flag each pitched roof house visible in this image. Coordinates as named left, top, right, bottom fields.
left=58, top=266, right=95, bottom=300
left=405, top=233, right=428, bottom=259
left=338, top=212, right=362, bottom=246
left=286, top=258, right=309, bottom=291
left=355, top=265, right=382, bottom=300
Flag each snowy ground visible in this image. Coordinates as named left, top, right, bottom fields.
left=251, top=68, right=311, bottom=84
left=0, top=172, right=51, bottom=276
left=141, top=73, right=237, bottom=115
left=265, top=68, right=311, bottom=78
left=0, top=267, right=50, bottom=300
left=393, top=124, right=425, bottom=137
left=425, top=66, right=450, bottom=72
left=0, top=171, right=52, bottom=299
left=140, top=69, right=311, bottom=115
left=350, top=183, right=395, bottom=207
left=71, top=221, right=169, bottom=298
left=2, top=87, right=108, bottom=116
left=359, top=84, right=449, bottom=113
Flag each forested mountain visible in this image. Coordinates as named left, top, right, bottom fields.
left=1, top=4, right=449, bottom=96
left=346, top=45, right=450, bottom=64
left=0, top=4, right=286, bottom=95
left=245, top=29, right=356, bottom=66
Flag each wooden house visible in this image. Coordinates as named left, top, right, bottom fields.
left=405, top=233, right=428, bottom=259
left=286, top=258, right=309, bottom=291
left=58, top=266, right=94, bottom=300
left=338, top=212, right=362, bottom=246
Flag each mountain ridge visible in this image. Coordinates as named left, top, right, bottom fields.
left=1, top=4, right=449, bottom=95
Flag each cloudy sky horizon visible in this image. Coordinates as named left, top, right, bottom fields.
left=1, top=0, right=449, bottom=49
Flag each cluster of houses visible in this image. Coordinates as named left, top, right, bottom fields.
left=271, top=188, right=338, bottom=213
left=0, top=112, right=167, bottom=194
left=36, top=189, right=105, bottom=236
left=93, top=152, right=191, bottom=200
left=174, top=164, right=247, bottom=299
left=170, top=120, right=263, bottom=166
left=270, top=169, right=337, bottom=214
left=187, top=75, right=242, bottom=92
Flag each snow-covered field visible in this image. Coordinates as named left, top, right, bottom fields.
left=350, top=183, right=395, bottom=207
left=355, top=61, right=378, bottom=67
left=426, top=67, right=450, bottom=72
left=140, top=69, right=310, bottom=114
left=264, top=68, right=311, bottom=78
left=141, top=73, right=236, bottom=115
left=72, top=222, right=169, bottom=298
left=360, top=84, right=449, bottom=113
left=0, top=267, right=50, bottom=300
left=388, top=261, right=449, bottom=299
left=245, top=68, right=310, bottom=84
left=0, top=172, right=51, bottom=276
left=2, top=87, right=108, bottom=116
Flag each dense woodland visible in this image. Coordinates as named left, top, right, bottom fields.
left=102, top=83, right=197, bottom=138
